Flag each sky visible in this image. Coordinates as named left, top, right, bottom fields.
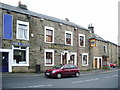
left=1, top=0, right=119, bottom=44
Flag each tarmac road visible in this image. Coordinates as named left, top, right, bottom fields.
left=2, top=68, right=119, bottom=89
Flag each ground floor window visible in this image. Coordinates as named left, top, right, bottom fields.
left=82, top=53, right=88, bottom=66
left=12, top=46, right=29, bottom=66
left=44, top=49, right=54, bottom=66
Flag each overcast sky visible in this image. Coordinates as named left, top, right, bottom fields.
left=1, top=0, right=119, bottom=44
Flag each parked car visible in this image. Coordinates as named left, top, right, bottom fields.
left=45, top=64, right=80, bottom=79
left=109, top=63, right=117, bottom=68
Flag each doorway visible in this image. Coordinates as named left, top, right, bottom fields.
left=2, top=52, right=9, bottom=72
left=0, top=49, right=12, bottom=72
left=94, top=57, right=102, bottom=69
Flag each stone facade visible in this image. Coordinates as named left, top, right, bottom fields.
left=0, top=2, right=119, bottom=73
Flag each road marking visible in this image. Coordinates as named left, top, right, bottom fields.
left=105, top=75, right=118, bottom=79
left=13, top=84, right=52, bottom=88
left=72, top=78, right=99, bottom=84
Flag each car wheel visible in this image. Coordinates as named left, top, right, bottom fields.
left=75, top=72, right=80, bottom=77
left=57, top=73, right=62, bottom=79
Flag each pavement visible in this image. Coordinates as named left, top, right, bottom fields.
left=1, top=67, right=119, bottom=78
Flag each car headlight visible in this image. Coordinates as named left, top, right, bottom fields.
left=52, top=70, right=56, bottom=73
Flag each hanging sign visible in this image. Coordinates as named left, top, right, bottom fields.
left=90, top=39, right=96, bottom=47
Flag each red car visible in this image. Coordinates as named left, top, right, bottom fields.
left=109, top=63, right=117, bottom=68
left=45, top=64, right=80, bottom=79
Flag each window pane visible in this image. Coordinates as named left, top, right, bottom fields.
left=46, top=29, right=53, bottom=35
left=46, top=29, right=53, bottom=42
left=18, top=24, right=27, bottom=39
left=46, top=52, right=52, bottom=64
left=83, top=55, right=87, bottom=65
left=66, top=33, right=71, bottom=44
left=14, top=50, right=26, bottom=64
left=46, top=36, right=52, bottom=42
left=80, top=36, right=84, bottom=46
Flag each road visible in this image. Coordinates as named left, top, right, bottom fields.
left=2, top=70, right=118, bottom=88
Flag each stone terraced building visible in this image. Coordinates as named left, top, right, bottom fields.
left=0, top=2, right=119, bottom=72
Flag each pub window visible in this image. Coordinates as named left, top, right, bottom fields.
left=82, top=53, right=88, bottom=66
left=44, top=49, right=54, bottom=66
left=16, top=20, right=29, bottom=40
left=13, top=46, right=29, bottom=66
left=45, top=26, right=54, bottom=43
left=65, top=31, right=73, bottom=45
left=79, top=34, right=85, bottom=47
left=69, top=55, right=75, bottom=64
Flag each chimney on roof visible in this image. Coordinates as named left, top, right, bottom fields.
left=88, top=23, right=94, bottom=33
left=65, top=18, right=69, bottom=21
left=18, top=1, right=28, bottom=10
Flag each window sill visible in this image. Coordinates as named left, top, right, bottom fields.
left=44, top=64, right=54, bottom=66
left=12, top=64, right=29, bottom=66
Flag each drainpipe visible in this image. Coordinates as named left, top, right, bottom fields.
left=75, top=27, right=79, bottom=66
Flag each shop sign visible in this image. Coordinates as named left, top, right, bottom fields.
left=12, top=42, right=29, bottom=47
left=48, top=44, right=71, bottom=50
left=90, top=39, right=96, bottom=47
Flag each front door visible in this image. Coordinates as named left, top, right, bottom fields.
left=2, top=52, right=9, bottom=72
left=99, top=58, right=102, bottom=68
left=94, top=57, right=102, bottom=69
left=95, top=58, right=97, bottom=69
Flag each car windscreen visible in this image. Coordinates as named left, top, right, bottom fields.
left=53, top=64, right=63, bottom=69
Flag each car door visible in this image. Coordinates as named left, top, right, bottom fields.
left=61, top=65, right=71, bottom=76
left=69, top=65, right=77, bottom=75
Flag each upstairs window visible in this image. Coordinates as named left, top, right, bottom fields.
left=65, top=31, right=73, bottom=45
left=103, top=45, right=107, bottom=53
left=45, top=26, right=54, bottom=43
left=79, top=34, right=85, bottom=47
left=16, top=20, right=29, bottom=40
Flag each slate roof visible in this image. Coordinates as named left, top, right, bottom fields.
left=90, top=33, right=106, bottom=42
left=0, top=2, right=88, bottom=31
left=90, top=33, right=118, bottom=46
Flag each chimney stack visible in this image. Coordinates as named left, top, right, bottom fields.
left=18, top=1, right=28, bottom=10
left=88, top=23, right=94, bottom=33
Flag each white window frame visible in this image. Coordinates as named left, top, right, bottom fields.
left=82, top=53, right=88, bottom=66
left=44, top=49, right=54, bottom=66
left=79, top=34, right=85, bottom=47
left=65, top=31, right=73, bottom=46
left=16, top=20, right=29, bottom=40
left=12, top=46, right=29, bottom=66
left=44, top=26, right=54, bottom=43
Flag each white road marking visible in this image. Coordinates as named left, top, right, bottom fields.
left=14, top=84, right=52, bottom=88
left=105, top=75, right=118, bottom=79
left=72, top=78, right=99, bottom=84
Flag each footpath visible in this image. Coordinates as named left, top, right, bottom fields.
left=1, top=68, right=119, bottom=78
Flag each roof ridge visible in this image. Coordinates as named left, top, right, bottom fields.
left=0, top=2, right=88, bottom=31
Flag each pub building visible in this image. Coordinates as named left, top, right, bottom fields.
left=0, top=2, right=119, bottom=73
